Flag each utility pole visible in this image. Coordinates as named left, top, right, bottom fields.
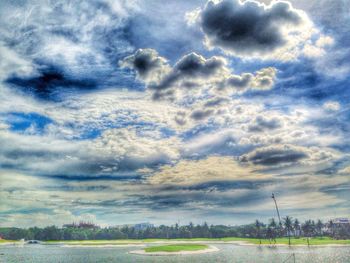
left=271, top=193, right=282, bottom=226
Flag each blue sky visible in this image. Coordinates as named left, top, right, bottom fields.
left=0, top=0, right=349, bottom=227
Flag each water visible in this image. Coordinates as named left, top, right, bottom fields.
left=0, top=244, right=349, bottom=263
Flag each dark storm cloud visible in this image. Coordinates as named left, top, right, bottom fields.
left=50, top=174, right=142, bottom=182
left=119, top=48, right=169, bottom=83
left=240, top=145, right=308, bottom=166
left=5, top=65, right=97, bottom=99
left=0, top=0, right=138, bottom=100
left=120, top=50, right=230, bottom=100
left=121, top=51, right=226, bottom=88
left=184, top=180, right=271, bottom=191
left=174, top=52, right=225, bottom=78
left=199, top=0, right=302, bottom=55
left=121, top=48, right=277, bottom=101
left=152, top=52, right=226, bottom=91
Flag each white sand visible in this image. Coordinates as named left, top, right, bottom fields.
left=129, top=245, right=219, bottom=256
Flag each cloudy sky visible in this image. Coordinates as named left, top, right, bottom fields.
left=0, top=0, right=349, bottom=227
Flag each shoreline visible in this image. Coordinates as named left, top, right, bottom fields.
left=1, top=240, right=350, bottom=248
left=129, top=245, right=219, bottom=256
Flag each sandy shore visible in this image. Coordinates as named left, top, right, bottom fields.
left=129, top=245, right=219, bottom=256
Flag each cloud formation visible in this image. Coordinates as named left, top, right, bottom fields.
left=0, top=0, right=349, bottom=227
left=121, top=49, right=276, bottom=101
left=240, top=144, right=339, bottom=169
left=148, top=156, right=268, bottom=186
left=0, top=0, right=138, bottom=99
left=0, top=127, right=180, bottom=176
left=323, top=101, right=340, bottom=112
left=248, top=115, right=282, bottom=132
left=189, top=0, right=330, bottom=60
left=119, top=48, right=171, bottom=84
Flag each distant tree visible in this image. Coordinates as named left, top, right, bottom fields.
left=255, top=220, right=262, bottom=245
left=283, top=216, right=293, bottom=246
left=293, top=219, right=300, bottom=237
left=328, top=220, right=334, bottom=238
left=42, top=226, right=61, bottom=241
left=188, top=222, right=194, bottom=238
left=302, top=220, right=313, bottom=246
left=268, top=218, right=277, bottom=244
left=316, top=220, right=323, bottom=236
left=1, top=218, right=348, bottom=241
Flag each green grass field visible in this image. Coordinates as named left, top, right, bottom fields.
left=145, top=244, right=208, bottom=253
left=0, top=239, right=18, bottom=244
left=43, top=236, right=350, bottom=246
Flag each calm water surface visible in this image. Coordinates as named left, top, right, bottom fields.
left=0, top=244, right=349, bottom=263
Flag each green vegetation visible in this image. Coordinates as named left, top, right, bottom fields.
left=1, top=217, right=349, bottom=244
left=145, top=244, right=208, bottom=253
left=42, top=237, right=350, bottom=246
left=219, top=237, right=350, bottom=245
left=0, top=239, right=18, bottom=244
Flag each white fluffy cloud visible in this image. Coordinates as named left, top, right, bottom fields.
left=148, top=156, right=268, bottom=185
left=323, top=101, right=340, bottom=112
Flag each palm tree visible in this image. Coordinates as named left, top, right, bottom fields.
left=316, top=220, right=323, bottom=236
left=283, top=216, right=293, bottom=246
left=266, top=226, right=273, bottom=244
left=293, top=219, right=300, bottom=237
left=302, top=220, right=312, bottom=246
left=329, top=220, right=334, bottom=238
left=255, top=219, right=262, bottom=245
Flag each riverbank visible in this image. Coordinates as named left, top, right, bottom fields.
left=1, top=237, right=349, bottom=247
left=0, top=240, right=19, bottom=245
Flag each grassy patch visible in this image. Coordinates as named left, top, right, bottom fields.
left=145, top=244, right=208, bottom=253
left=0, top=239, right=18, bottom=243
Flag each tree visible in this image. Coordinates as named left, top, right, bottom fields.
left=328, top=220, right=334, bottom=238
left=316, top=220, right=323, bottom=236
left=283, top=216, right=293, bottom=246
left=255, top=220, right=262, bottom=245
left=188, top=222, right=194, bottom=238
left=302, top=220, right=313, bottom=246
left=268, top=218, right=277, bottom=244
left=293, top=219, right=300, bottom=237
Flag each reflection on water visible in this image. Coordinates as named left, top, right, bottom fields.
left=0, top=244, right=349, bottom=263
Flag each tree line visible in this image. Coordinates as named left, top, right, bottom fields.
left=0, top=217, right=349, bottom=241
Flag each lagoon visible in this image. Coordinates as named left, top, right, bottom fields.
left=1, top=244, right=349, bottom=263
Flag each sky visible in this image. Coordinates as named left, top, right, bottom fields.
left=0, top=0, right=349, bottom=227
